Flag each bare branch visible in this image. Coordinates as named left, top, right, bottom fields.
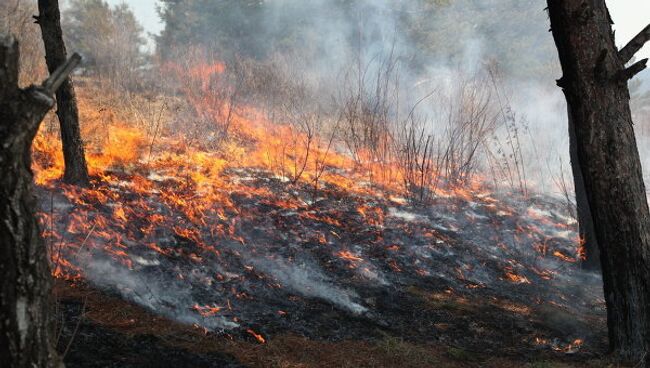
left=619, top=24, right=650, bottom=64
left=41, top=52, right=82, bottom=95
left=618, top=58, right=648, bottom=81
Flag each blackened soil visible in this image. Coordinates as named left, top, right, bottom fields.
left=58, top=300, right=244, bottom=368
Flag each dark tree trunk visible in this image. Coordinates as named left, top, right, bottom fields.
left=36, top=0, right=89, bottom=186
left=547, top=0, right=650, bottom=362
left=568, top=111, right=600, bottom=270
left=0, top=35, right=66, bottom=368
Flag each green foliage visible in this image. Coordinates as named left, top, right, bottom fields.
left=405, top=0, right=559, bottom=79
left=156, top=0, right=559, bottom=80
left=156, top=0, right=266, bottom=59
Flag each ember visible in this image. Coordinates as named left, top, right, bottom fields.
left=247, top=329, right=266, bottom=344
left=193, top=304, right=223, bottom=317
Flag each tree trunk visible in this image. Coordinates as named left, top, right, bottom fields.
left=36, top=0, right=89, bottom=186
left=547, top=0, right=650, bottom=362
left=0, top=35, right=67, bottom=368
left=568, top=109, right=600, bottom=270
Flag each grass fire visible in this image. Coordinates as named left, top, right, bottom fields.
left=1, top=0, right=649, bottom=367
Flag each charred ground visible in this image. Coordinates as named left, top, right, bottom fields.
left=43, top=157, right=608, bottom=367
left=35, top=73, right=611, bottom=368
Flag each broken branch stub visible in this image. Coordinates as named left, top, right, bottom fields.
left=42, top=52, right=82, bottom=95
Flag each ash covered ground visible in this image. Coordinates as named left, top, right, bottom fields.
left=39, top=164, right=607, bottom=367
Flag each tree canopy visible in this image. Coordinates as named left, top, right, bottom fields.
left=63, top=0, right=146, bottom=87
left=156, top=0, right=559, bottom=80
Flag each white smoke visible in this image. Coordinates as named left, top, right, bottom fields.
left=242, top=252, right=368, bottom=315
left=82, top=256, right=239, bottom=330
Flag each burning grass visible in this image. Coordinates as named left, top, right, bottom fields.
left=35, top=65, right=609, bottom=365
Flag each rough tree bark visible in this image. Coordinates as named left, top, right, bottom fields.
left=568, top=112, right=600, bottom=270
left=0, top=35, right=80, bottom=368
left=547, top=0, right=650, bottom=362
left=35, top=0, right=89, bottom=186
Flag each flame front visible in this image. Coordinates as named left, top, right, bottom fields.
left=33, top=59, right=598, bottom=350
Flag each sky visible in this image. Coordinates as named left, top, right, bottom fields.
left=609, top=0, right=650, bottom=60
left=107, top=0, right=649, bottom=59
left=105, top=0, right=164, bottom=39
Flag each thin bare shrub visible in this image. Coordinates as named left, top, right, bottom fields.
left=277, top=86, right=318, bottom=184
left=551, top=157, right=577, bottom=219
left=270, top=81, right=338, bottom=192
left=337, top=45, right=400, bottom=182
left=0, top=0, right=47, bottom=85
left=394, top=113, right=441, bottom=204
left=435, top=72, right=500, bottom=187
left=484, top=66, right=529, bottom=195
left=311, top=120, right=338, bottom=196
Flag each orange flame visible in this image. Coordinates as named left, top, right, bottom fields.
left=246, top=329, right=266, bottom=344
